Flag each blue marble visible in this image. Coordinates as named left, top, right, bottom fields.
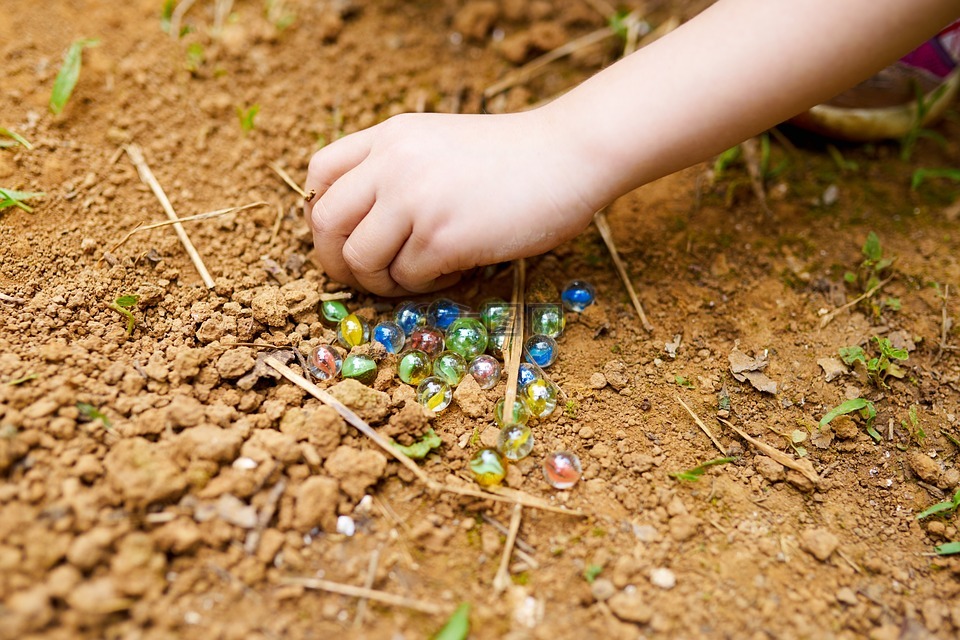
left=524, top=334, right=558, bottom=368
left=517, top=362, right=539, bottom=390
left=373, top=321, right=405, bottom=354
left=394, top=301, right=428, bottom=336
left=427, top=298, right=462, bottom=330
left=561, top=280, right=597, bottom=312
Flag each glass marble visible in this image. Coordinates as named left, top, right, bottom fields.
left=487, top=326, right=508, bottom=360
left=468, top=355, right=502, bottom=390
left=524, top=334, right=558, bottom=368
left=542, top=451, right=582, bottom=489
left=337, top=313, right=370, bottom=349
left=409, top=326, right=445, bottom=359
left=495, top=398, right=530, bottom=427
left=307, top=344, right=343, bottom=381
left=444, top=317, right=488, bottom=360
left=480, top=298, right=511, bottom=332
left=521, top=378, right=558, bottom=420
left=394, top=301, right=427, bottom=336
left=341, top=354, right=377, bottom=385
left=528, top=303, right=565, bottom=339
left=433, top=351, right=467, bottom=386
left=427, top=298, right=462, bottom=330
left=561, top=280, right=597, bottom=312
left=373, top=321, right=405, bottom=354
left=321, top=300, right=349, bottom=326
left=496, top=423, right=535, bottom=461
left=517, top=362, right=540, bottom=390
left=398, top=350, right=432, bottom=386
left=469, top=448, right=507, bottom=487
left=416, top=376, right=453, bottom=412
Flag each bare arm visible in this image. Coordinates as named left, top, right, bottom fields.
left=553, top=0, right=960, bottom=210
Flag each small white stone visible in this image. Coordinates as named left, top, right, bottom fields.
left=336, top=515, right=356, bottom=537
left=650, top=567, right=676, bottom=590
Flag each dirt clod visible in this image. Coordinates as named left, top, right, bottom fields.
left=800, top=528, right=840, bottom=561
left=907, top=451, right=942, bottom=484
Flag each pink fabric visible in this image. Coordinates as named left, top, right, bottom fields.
left=900, top=19, right=960, bottom=79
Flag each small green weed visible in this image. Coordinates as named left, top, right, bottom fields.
left=185, top=42, right=205, bottom=73
left=935, top=541, right=960, bottom=556
left=4, top=373, right=38, bottom=386
left=819, top=398, right=879, bottom=442
left=0, top=128, right=32, bottom=150
left=0, top=188, right=45, bottom=213
left=265, top=0, right=296, bottom=30
left=107, top=294, right=139, bottom=336
left=843, top=231, right=896, bottom=317
left=390, top=428, right=441, bottom=459
left=50, top=39, right=99, bottom=115
left=583, top=564, right=603, bottom=583
left=669, top=457, right=737, bottom=482
left=674, top=375, right=695, bottom=389
left=826, top=144, right=858, bottom=173
left=911, top=167, right=960, bottom=190
left=433, top=602, right=470, bottom=640
left=77, top=403, right=112, bottom=429
left=838, top=336, right=909, bottom=388
left=900, top=82, right=948, bottom=161
left=237, top=104, right=260, bottom=133
left=563, top=399, right=578, bottom=419
left=902, top=405, right=925, bottom=445
left=917, top=488, right=960, bottom=520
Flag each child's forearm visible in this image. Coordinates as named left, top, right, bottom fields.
left=549, top=0, right=960, bottom=210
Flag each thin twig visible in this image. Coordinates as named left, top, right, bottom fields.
left=503, top=259, right=526, bottom=415
left=213, top=0, right=234, bottom=35
left=109, top=201, right=268, bottom=254
left=244, top=479, right=286, bottom=554
left=836, top=548, right=862, bottom=574
left=265, top=356, right=431, bottom=482
left=819, top=275, right=894, bottom=329
left=354, top=545, right=383, bottom=629
left=125, top=144, right=215, bottom=289
left=269, top=203, right=285, bottom=247
left=934, top=284, right=951, bottom=364
left=594, top=210, right=654, bottom=332
left=320, top=291, right=353, bottom=302
left=676, top=396, right=725, bottom=455
left=169, top=0, right=197, bottom=39
left=283, top=577, right=448, bottom=616
left=264, top=356, right=585, bottom=516
left=481, top=513, right=537, bottom=558
left=269, top=162, right=308, bottom=199
left=0, top=293, right=26, bottom=304
left=718, top=417, right=820, bottom=485
left=484, top=26, right=616, bottom=99
left=493, top=504, right=523, bottom=593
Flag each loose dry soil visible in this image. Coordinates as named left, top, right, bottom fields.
left=3, top=1, right=960, bottom=638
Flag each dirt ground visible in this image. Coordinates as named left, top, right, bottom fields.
left=3, top=1, right=960, bottom=638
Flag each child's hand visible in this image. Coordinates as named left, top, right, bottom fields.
left=303, top=110, right=599, bottom=296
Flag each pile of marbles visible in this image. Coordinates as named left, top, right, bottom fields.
left=304, top=280, right=597, bottom=490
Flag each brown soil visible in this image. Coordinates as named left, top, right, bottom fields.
left=3, top=1, right=960, bottom=638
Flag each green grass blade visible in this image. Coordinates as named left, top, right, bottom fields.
left=50, top=39, right=100, bottom=115
left=0, top=188, right=45, bottom=212
left=934, top=541, right=960, bottom=556
left=433, top=603, right=470, bottom=640
left=911, top=167, right=960, bottom=190
left=819, top=398, right=868, bottom=428
left=916, top=500, right=956, bottom=520
left=0, top=128, right=32, bottom=150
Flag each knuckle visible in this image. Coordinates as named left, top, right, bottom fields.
left=341, top=240, right=370, bottom=275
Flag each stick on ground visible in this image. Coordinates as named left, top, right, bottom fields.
left=594, top=210, right=654, bottom=332
left=503, top=259, right=527, bottom=416
left=676, top=396, right=726, bottom=455
left=283, top=577, right=448, bottom=616
left=125, top=144, right=215, bottom=289
left=264, top=356, right=584, bottom=516
left=493, top=503, right=523, bottom=593
left=819, top=275, right=894, bottom=329
left=354, top=545, right=383, bottom=628
left=110, top=201, right=267, bottom=254
left=718, top=417, right=820, bottom=485
left=269, top=162, right=308, bottom=199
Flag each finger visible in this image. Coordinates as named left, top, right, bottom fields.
left=389, top=233, right=465, bottom=294
left=341, top=203, right=413, bottom=296
left=302, top=128, right=375, bottom=211
left=310, top=167, right=377, bottom=289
